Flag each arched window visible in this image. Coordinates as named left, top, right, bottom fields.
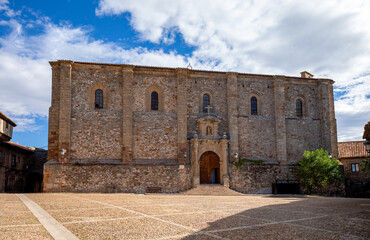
left=95, top=89, right=103, bottom=109
left=203, top=94, right=210, bottom=113
left=296, top=99, right=303, bottom=117
left=251, top=97, right=258, bottom=115
left=151, top=91, right=159, bottom=110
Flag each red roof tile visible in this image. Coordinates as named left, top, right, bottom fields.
left=338, top=141, right=367, bottom=159
left=4, top=141, right=34, bottom=152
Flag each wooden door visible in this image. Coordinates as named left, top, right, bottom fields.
left=199, top=152, right=220, bottom=184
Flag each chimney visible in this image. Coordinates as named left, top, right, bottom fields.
left=300, top=71, right=314, bottom=78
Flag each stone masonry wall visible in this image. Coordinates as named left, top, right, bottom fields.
left=229, top=163, right=298, bottom=194
left=284, top=82, right=320, bottom=119
left=238, top=117, right=277, bottom=161
left=71, top=110, right=122, bottom=159
left=46, top=60, right=338, bottom=193
left=71, top=65, right=123, bottom=111
left=187, top=75, right=228, bottom=115
left=186, top=74, right=229, bottom=136
left=70, top=65, right=123, bottom=160
left=131, top=71, right=179, bottom=160
left=284, top=81, right=322, bottom=162
left=133, top=112, right=178, bottom=159
left=132, top=71, right=177, bottom=112
left=43, top=161, right=191, bottom=193
left=237, top=76, right=275, bottom=116
left=286, top=119, right=321, bottom=162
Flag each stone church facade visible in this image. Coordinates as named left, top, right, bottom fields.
left=43, top=60, right=338, bottom=193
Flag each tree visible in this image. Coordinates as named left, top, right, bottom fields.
left=297, top=149, right=343, bottom=192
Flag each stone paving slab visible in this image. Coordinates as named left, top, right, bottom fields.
left=157, top=211, right=272, bottom=231
left=291, top=214, right=370, bottom=238
left=212, top=223, right=345, bottom=240
left=17, top=194, right=79, bottom=240
left=0, top=211, right=39, bottom=226
left=64, top=217, right=195, bottom=240
left=1, top=193, right=369, bottom=239
left=124, top=205, right=210, bottom=216
left=25, top=198, right=102, bottom=211
left=0, top=225, right=52, bottom=240
left=0, top=196, right=40, bottom=226
left=50, top=207, right=141, bottom=223
left=0, top=202, right=29, bottom=212
left=238, top=207, right=323, bottom=222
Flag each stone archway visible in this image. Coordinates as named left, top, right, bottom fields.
left=199, top=151, right=220, bottom=184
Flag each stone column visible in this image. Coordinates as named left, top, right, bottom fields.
left=190, top=138, right=199, bottom=187
left=226, top=72, right=239, bottom=161
left=48, top=62, right=61, bottom=161
left=122, top=66, right=134, bottom=162
left=318, top=79, right=338, bottom=158
left=220, top=139, right=229, bottom=187
left=176, top=69, right=188, bottom=163
left=58, top=60, right=73, bottom=162
left=328, top=82, right=338, bottom=158
left=273, top=76, right=287, bottom=163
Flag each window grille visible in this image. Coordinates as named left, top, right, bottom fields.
left=296, top=99, right=303, bottom=117
left=95, top=89, right=103, bottom=109
left=151, top=91, right=159, bottom=110
left=203, top=94, right=210, bottom=113
left=251, top=97, right=258, bottom=115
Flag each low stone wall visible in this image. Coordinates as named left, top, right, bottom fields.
left=43, top=160, right=192, bottom=193
left=307, top=181, right=346, bottom=197
left=229, top=163, right=298, bottom=194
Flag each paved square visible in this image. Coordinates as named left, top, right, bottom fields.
left=0, top=193, right=369, bottom=239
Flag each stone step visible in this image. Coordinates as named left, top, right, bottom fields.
left=181, top=184, right=244, bottom=196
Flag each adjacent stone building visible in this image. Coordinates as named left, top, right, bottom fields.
left=0, top=112, right=47, bottom=192
left=43, top=60, right=338, bottom=193
left=0, top=111, right=16, bottom=141
left=338, top=141, right=370, bottom=197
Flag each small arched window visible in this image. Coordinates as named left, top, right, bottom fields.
left=251, top=97, right=258, bottom=115
left=151, top=91, right=159, bottom=110
left=203, top=94, right=210, bottom=113
left=296, top=99, right=303, bottom=117
left=95, top=89, right=103, bottom=109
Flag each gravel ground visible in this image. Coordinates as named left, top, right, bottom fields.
left=0, top=195, right=52, bottom=239
left=0, top=193, right=369, bottom=240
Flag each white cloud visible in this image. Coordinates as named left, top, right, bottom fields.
left=0, top=0, right=369, bottom=142
left=10, top=117, right=42, bottom=132
left=0, top=3, right=188, bottom=132
left=97, top=0, right=370, bottom=141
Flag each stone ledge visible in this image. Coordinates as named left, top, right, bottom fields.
left=45, top=159, right=189, bottom=166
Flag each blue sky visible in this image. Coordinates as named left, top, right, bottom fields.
left=0, top=0, right=369, bottom=148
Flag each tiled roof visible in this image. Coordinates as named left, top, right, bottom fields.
left=3, top=141, right=34, bottom=152
left=0, top=111, right=16, bottom=126
left=338, top=141, right=367, bottom=159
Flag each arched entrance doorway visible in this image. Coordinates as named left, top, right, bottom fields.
left=199, top=151, right=220, bottom=184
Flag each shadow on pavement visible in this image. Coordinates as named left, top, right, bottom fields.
left=180, top=195, right=370, bottom=240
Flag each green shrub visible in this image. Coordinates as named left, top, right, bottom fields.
left=361, top=157, right=370, bottom=172
left=297, top=149, right=343, bottom=192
